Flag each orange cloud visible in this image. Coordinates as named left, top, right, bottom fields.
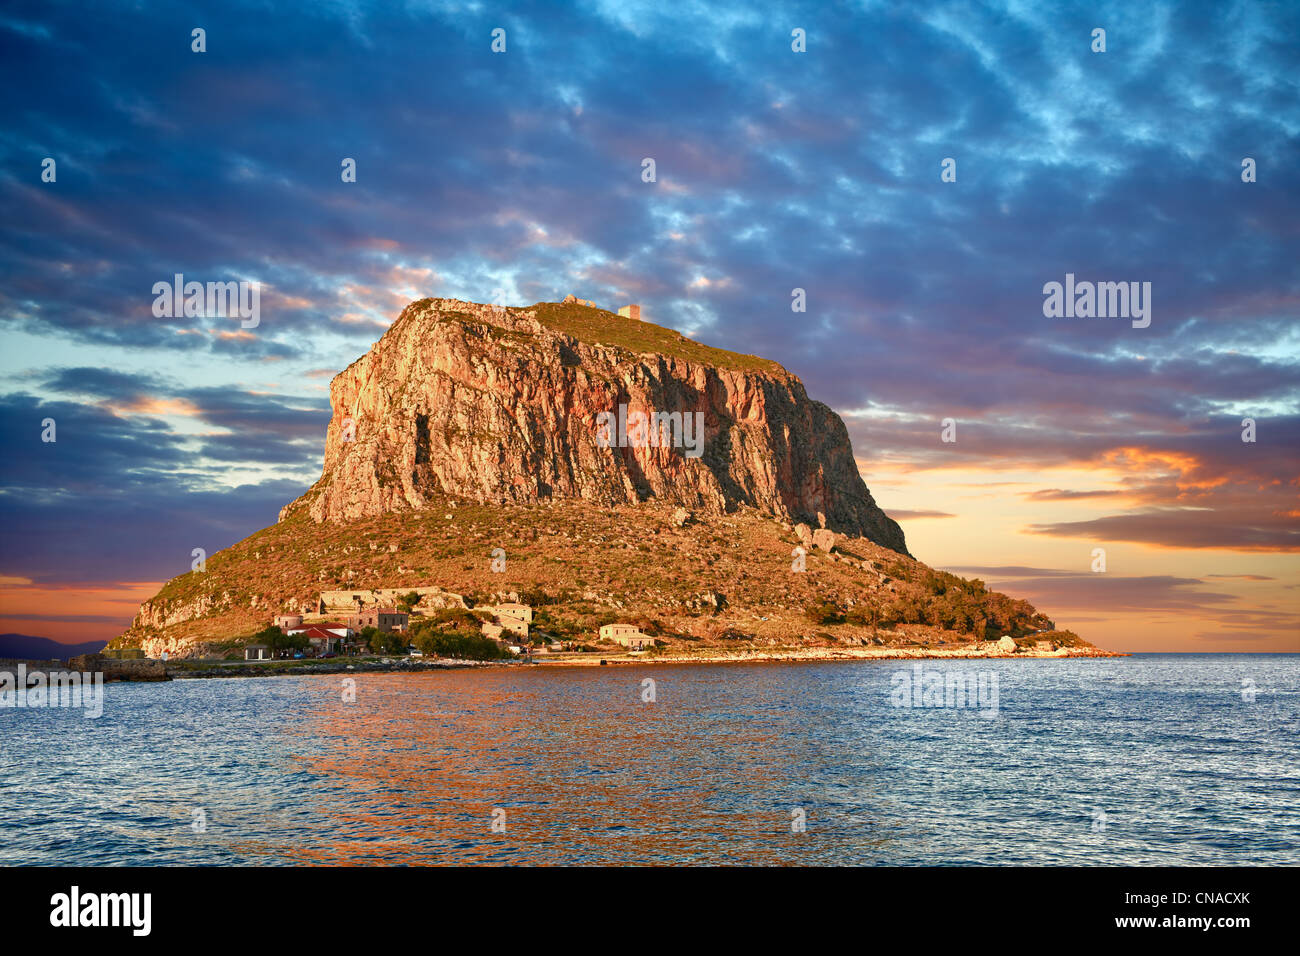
left=108, top=395, right=203, bottom=417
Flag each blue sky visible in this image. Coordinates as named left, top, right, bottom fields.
left=1, top=0, right=1297, bottom=649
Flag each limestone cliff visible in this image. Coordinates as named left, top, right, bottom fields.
left=279, top=298, right=908, bottom=554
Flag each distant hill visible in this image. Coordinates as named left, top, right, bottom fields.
left=0, top=633, right=108, bottom=661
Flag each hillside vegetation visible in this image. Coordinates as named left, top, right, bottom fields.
left=112, top=494, right=1088, bottom=658
left=527, top=301, right=785, bottom=374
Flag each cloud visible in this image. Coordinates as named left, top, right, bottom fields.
left=946, top=564, right=1300, bottom=639
left=0, top=390, right=315, bottom=584
left=1023, top=488, right=1126, bottom=501
left=1028, top=508, right=1300, bottom=552
left=993, top=574, right=1239, bottom=613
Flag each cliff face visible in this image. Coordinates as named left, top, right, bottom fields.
left=280, top=298, right=908, bottom=554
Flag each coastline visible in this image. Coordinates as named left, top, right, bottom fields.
left=536, top=644, right=1127, bottom=667
left=167, top=642, right=1125, bottom=679
left=4, top=644, right=1126, bottom=684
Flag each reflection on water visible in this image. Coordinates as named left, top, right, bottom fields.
left=1, top=656, right=1296, bottom=865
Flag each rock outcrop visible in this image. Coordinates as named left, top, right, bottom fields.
left=280, top=298, right=908, bottom=554
left=812, top=529, right=837, bottom=552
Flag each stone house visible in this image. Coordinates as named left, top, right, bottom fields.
left=599, top=623, right=654, bottom=650
left=274, top=614, right=303, bottom=630
left=491, top=603, right=532, bottom=638
left=494, top=603, right=533, bottom=624
left=348, top=608, right=408, bottom=632
left=480, top=622, right=525, bottom=656
left=617, top=304, right=641, bottom=321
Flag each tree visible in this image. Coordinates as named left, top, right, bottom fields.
left=368, top=628, right=405, bottom=655
left=251, top=624, right=282, bottom=645
left=411, top=629, right=510, bottom=661
left=358, top=625, right=379, bottom=653
left=406, top=614, right=511, bottom=661
left=413, top=631, right=440, bottom=657
left=249, top=624, right=308, bottom=658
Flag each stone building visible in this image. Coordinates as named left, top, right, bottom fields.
left=317, top=588, right=466, bottom=615
left=491, top=603, right=532, bottom=637
left=494, top=603, right=533, bottom=623
left=599, top=623, right=654, bottom=650
left=617, top=304, right=641, bottom=321
left=348, top=608, right=409, bottom=632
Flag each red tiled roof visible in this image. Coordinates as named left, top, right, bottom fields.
left=291, top=625, right=346, bottom=641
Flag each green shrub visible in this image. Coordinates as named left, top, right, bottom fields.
left=803, top=597, right=845, bottom=626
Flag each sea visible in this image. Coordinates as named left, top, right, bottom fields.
left=1, top=654, right=1295, bottom=865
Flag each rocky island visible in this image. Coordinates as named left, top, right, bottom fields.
left=110, top=297, right=1119, bottom=665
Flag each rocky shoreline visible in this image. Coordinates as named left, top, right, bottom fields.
left=540, top=644, right=1127, bottom=667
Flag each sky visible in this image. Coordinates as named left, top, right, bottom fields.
left=0, top=0, right=1296, bottom=652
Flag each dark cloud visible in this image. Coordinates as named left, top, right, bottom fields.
left=0, top=465, right=306, bottom=586
left=1029, top=508, right=1300, bottom=552
left=945, top=564, right=1300, bottom=639
left=27, top=367, right=332, bottom=471
left=0, top=392, right=190, bottom=494
left=949, top=567, right=1245, bottom=615
left=0, top=390, right=316, bottom=584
